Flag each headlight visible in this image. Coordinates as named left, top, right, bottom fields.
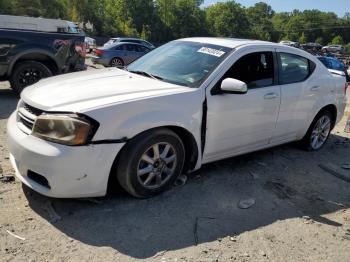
left=32, top=114, right=95, bottom=146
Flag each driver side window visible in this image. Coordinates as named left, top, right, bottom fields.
left=224, top=52, right=275, bottom=89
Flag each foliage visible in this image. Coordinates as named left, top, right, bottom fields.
left=0, top=0, right=349, bottom=46
left=345, top=43, right=350, bottom=52
left=205, top=1, right=250, bottom=38
left=331, top=35, right=344, bottom=45
left=299, top=32, right=307, bottom=44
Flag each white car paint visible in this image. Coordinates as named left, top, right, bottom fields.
left=7, top=38, right=347, bottom=198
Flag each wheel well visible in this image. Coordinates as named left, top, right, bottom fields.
left=106, top=126, right=199, bottom=194
left=319, top=104, right=337, bottom=128
left=164, top=126, right=199, bottom=173
left=12, top=53, right=59, bottom=75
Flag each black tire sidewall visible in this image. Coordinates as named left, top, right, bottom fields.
left=10, top=61, right=52, bottom=94
left=117, top=129, right=185, bottom=198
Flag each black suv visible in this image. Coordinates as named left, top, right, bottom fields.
left=0, top=28, right=86, bottom=93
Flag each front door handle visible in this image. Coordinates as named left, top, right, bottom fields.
left=264, top=93, right=277, bottom=99
left=310, top=86, right=320, bottom=91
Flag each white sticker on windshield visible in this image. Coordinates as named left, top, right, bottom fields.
left=197, top=47, right=225, bottom=57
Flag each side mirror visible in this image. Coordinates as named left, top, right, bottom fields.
left=220, top=78, right=248, bottom=94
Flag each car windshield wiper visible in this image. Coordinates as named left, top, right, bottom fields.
left=129, top=70, right=163, bottom=81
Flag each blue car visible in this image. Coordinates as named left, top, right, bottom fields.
left=317, top=56, right=349, bottom=82
left=92, top=42, right=152, bottom=67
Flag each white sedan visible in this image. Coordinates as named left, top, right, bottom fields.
left=8, top=38, right=347, bottom=198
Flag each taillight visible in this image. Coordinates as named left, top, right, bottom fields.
left=75, top=43, right=86, bottom=58
left=345, top=82, right=348, bottom=94
left=95, top=49, right=104, bottom=56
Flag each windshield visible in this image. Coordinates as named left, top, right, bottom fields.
left=127, top=41, right=232, bottom=87
left=67, top=22, right=79, bottom=34
left=105, top=39, right=117, bottom=45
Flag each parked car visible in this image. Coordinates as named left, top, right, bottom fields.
left=8, top=38, right=347, bottom=198
left=322, top=45, right=344, bottom=53
left=301, top=43, right=323, bottom=52
left=92, top=42, right=151, bottom=67
left=0, top=28, right=86, bottom=93
left=317, top=56, right=350, bottom=82
left=103, top=37, right=155, bottom=49
left=85, top=36, right=96, bottom=53
left=0, top=14, right=79, bottom=33
left=279, top=40, right=299, bottom=48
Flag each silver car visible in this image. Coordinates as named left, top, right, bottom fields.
left=103, top=37, right=155, bottom=49
left=322, top=45, right=344, bottom=53
left=92, top=42, right=152, bottom=67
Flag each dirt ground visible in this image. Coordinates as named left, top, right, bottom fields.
left=0, top=66, right=350, bottom=261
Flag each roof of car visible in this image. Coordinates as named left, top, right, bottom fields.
left=111, top=37, right=144, bottom=41
left=104, top=41, right=150, bottom=49
left=178, top=37, right=278, bottom=48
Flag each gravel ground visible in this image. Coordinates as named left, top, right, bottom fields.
left=0, top=68, right=350, bottom=261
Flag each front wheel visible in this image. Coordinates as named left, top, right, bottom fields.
left=116, top=129, right=185, bottom=198
left=10, top=61, right=52, bottom=94
left=300, top=111, right=333, bottom=151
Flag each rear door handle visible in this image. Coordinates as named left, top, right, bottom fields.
left=264, top=93, right=277, bottom=99
left=310, top=86, right=320, bottom=91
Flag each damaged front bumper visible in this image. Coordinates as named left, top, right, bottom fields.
left=7, top=112, right=124, bottom=198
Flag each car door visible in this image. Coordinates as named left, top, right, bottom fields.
left=111, top=43, right=128, bottom=63
left=125, top=44, right=140, bottom=64
left=270, top=49, right=323, bottom=144
left=203, top=47, right=281, bottom=163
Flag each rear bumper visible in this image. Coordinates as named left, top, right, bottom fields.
left=7, top=112, right=125, bottom=198
left=91, top=56, right=110, bottom=67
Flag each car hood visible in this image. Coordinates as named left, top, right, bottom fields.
left=21, top=68, right=191, bottom=112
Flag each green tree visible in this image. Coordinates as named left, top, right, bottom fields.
left=299, top=32, right=307, bottom=44
left=206, top=1, right=250, bottom=38
left=331, top=35, right=344, bottom=45
left=246, top=2, right=275, bottom=40
left=345, top=42, right=350, bottom=52
left=16, top=0, right=43, bottom=17
left=0, top=0, right=14, bottom=14
left=315, top=37, right=323, bottom=45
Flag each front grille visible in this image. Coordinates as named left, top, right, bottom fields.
left=17, top=101, right=43, bottom=134
left=23, top=103, right=44, bottom=116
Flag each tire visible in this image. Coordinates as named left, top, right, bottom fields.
left=10, top=61, right=52, bottom=94
left=110, top=57, right=124, bottom=67
left=299, top=110, right=334, bottom=151
left=116, top=128, right=185, bottom=198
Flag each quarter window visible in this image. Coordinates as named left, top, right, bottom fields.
left=278, top=53, right=315, bottom=85
left=224, top=52, right=275, bottom=89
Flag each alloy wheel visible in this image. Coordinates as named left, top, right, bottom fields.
left=310, top=115, right=331, bottom=150
left=137, top=142, right=177, bottom=189
left=111, top=58, right=123, bottom=67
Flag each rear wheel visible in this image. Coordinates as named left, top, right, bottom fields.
left=110, top=57, right=124, bottom=67
left=116, top=129, right=185, bottom=198
left=10, top=61, right=52, bottom=94
left=299, top=111, right=333, bottom=151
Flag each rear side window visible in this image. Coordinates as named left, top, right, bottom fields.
left=136, top=45, right=149, bottom=52
left=224, top=52, right=275, bottom=89
left=126, top=44, right=136, bottom=51
left=118, top=44, right=128, bottom=51
left=278, top=53, right=315, bottom=85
